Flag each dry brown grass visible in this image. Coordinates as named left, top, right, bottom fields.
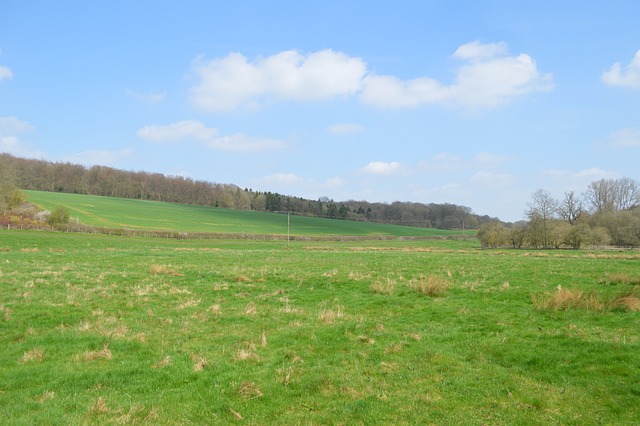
left=601, top=272, right=640, bottom=286
left=318, top=305, right=346, bottom=324
left=411, top=275, right=449, bottom=297
left=237, top=381, right=264, bottom=399
left=610, top=293, right=640, bottom=311
left=20, top=348, right=44, bottom=363
left=244, top=302, right=257, bottom=316
left=89, top=397, right=110, bottom=414
left=148, top=264, right=182, bottom=276
left=153, top=356, right=172, bottom=369
left=370, top=277, right=396, bottom=295
left=532, top=286, right=604, bottom=311
left=233, top=274, right=252, bottom=283
left=191, top=354, right=207, bottom=372
left=76, top=345, right=113, bottom=362
left=20, top=247, right=40, bottom=253
left=37, top=390, right=55, bottom=403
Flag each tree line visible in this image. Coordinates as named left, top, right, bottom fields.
left=0, top=153, right=496, bottom=230
left=478, top=177, right=640, bottom=249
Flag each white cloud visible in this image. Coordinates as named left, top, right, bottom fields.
left=137, top=120, right=286, bottom=152
left=362, top=41, right=552, bottom=109
left=126, top=89, right=166, bottom=104
left=137, top=120, right=218, bottom=142
left=602, top=50, right=640, bottom=89
left=206, top=134, right=286, bottom=152
left=0, top=117, right=41, bottom=158
left=360, top=161, right=401, bottom=175
left=453, top=41, right=508, bottom=61
left=327, top=123, right=365, bottom=134
left=0, top=116, right=36, bottom=134
left=63, top=148, right=133, bottom=166
left=609, top=128, right=640, bottom=147
left=188, top=42, right=550, bottom=112
left=0, top=65, right=12, bottom=82
left=190, top=49, right=366, bottom=112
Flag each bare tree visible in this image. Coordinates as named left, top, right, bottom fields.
left=557, top=190, right=583, bottom=224
left=614, top=177, right=640, bottom=211
left=584, top=177, right=640, bottom=213
left=526, top=189, right=558, bottom=248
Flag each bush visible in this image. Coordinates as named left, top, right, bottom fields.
left=48, top=206, right=70, bottom=226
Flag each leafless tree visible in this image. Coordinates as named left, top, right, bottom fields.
left=557, top=190, right=583, bottom=224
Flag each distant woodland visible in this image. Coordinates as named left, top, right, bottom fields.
left=0, top=153, right=497, bottom=230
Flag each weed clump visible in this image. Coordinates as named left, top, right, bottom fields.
left=411, top=275, right=449, bottom=297
left=532, top=286, right=640, bottom=312
left=370, top=277, right=396, bottom=295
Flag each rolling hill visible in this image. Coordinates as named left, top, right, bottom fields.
left=25, top=190, right=468, bottom=238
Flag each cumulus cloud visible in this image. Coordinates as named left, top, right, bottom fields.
left=190, top=49, right=366, bottom=112
left=327, top=123, right=365, bottom=134
left=188, top=42, right=550, bottom=112
left=126, top=89, right=166, bottom=104
left=602, top=50, right=640, bottom=89
left=362, top=41, right=552, bottom=109
left=609, top=128, right=640, bottom=147
left=360, top=161, right=401, bottom=175
left=137, top=119, right=285, bottom=152
left=137, top=120, right=218, bottom=142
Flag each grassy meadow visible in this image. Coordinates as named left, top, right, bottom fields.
left=1, top=228, right=639, bottom=424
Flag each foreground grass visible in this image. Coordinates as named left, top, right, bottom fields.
left=1, top=230, right=639, bottom=424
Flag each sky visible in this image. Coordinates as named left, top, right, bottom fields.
left=1, top=1, right=639, bottom=222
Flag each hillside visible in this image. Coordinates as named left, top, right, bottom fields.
left=24, top=190, right=469, bottom=238
left=2, top=154, right=499, bottom=228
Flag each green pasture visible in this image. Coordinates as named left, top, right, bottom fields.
left=1, top=229, right=639, bottom=424
left=24, top=190, right=464, bottom=238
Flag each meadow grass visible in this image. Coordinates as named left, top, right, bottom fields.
left=1, top=229, right=639, bottom=424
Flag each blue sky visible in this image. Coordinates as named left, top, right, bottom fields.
left=1, top=1, right=639, bottom=222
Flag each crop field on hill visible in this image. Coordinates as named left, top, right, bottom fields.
left=1, top=230, right=639, bottom=424
left=24, top=190, right=464, bottom=238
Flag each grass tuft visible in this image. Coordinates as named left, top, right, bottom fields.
left=37, top=390, right=55, bottom=403
left=153, top=356, right=172, bottom=369
left=20, top=348, right=44, bottom=363
left=600, top=272, right=640, bottom=286
left=148, top=264, right=182, bottom=276
left=411, top=275, right=449, bottom=297
left=370, top=277, right=396, bottom=295
left=532, top=286, right=603, bottom=311
left=238, top=381, right=264, bottom=399
left=190, top=354, right=207, bottom=372
left=76, top=345, right=113, bottom=362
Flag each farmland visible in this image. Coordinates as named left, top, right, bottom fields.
left=1, top=226, right=639, bottom=424
left=23, top=190, right=466, bottom=238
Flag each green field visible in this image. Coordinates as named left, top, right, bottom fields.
left=24, top=190, right=464, bottom=238
left=1, top=229, right=639, bottom=424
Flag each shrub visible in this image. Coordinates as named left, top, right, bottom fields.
left=48, top=206, right=70, bottom=226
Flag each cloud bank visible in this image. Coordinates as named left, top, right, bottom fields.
left=189, top=41, right=552, bottom=112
